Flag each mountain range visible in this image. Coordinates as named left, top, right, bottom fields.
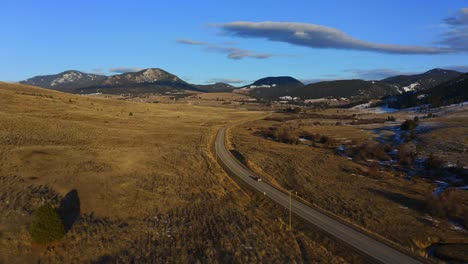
left=19, top=68, right=466, bottom=106
left=20, top=68, right=203, bottom=94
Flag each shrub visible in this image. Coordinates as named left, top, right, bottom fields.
left=367, top=161, right=381, bottom=178
left=298, top=130, right=316, bottom=141
left=397, top=147, right=415, bottom=166
left=30, top=204, right=65, bottom=244
left=273, top=127, right=298, bottom=144
left=259, top=126, right=298, bottom=144
left=400, top=119, right=418, bottom=131
left=425, top=189, right=464, bottom=223
left=346, top=142, right=391, bottom=162
left=129, top=112, right=133, bottom=116
left=284, top=107, right=301, bottom=114
left=426, top=153, right=444, bottom=170
left=386, top=115, right=396, bottom=122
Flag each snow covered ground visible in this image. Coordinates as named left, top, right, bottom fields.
left=352, top=103, right=399, bottom=113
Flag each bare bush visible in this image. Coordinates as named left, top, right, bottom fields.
left=345, top=142, right=391, bottom=162
left=397, top=147, right=415, bottom=166
left=425, top=189, right=465, bottom=226
left=258, top=126, right=299, bottom=144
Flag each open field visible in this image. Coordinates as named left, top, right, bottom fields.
left=230, top=108, right=468, bottom=262
left=0, top=83, right=363, bottom=263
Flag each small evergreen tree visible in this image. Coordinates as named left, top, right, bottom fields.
left=400, top=119, right=418, bottom=131
left=30, top=204, right=65, bottom=244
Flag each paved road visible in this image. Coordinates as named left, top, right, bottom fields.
left=215, top=128, right=422, bottom=264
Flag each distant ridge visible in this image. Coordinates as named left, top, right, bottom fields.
left=382, top=68, right=462, bottom=93
left=21, top=68, right=202, bottom=94
left=291, top=79, right=399, bottom=101
left=193, top=82, right=236, bottom=92
left=20, top=70, right=106, bottom=91
left=19, top=68, right=466, bottom=102
left=388, top=73, right=468, bottom=108
left=235, top=76, right=304, bottom=99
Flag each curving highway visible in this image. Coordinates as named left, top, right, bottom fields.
left=215, top=127, right=422, bottom=264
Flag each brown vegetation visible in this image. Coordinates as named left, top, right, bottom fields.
left=425, top=189, right=468, bottom=227
left=344, top=142, right=392, bottom=162
left=0, top=83, right=353, bottom=263
left=230, top=111, right=468, bottom=260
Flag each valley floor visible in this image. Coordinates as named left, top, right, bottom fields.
left=229, top=107, right=468, bottom=262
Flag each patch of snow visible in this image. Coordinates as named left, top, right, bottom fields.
left=81, top=92, right=103, bottom=96
left=351, top=103, right=371, bottom=109
left=51, top=72, right=83, bottom=86
left=424, top=215, right=440, bottom=225
left=279, top=96, right=300, bottom=101
left=352, top=103, right=398, bottom=113
left=304, top=98, right=329, bottom=103
left=433, top=181, right=449, bottom=197
left=450, top=221, right=466, bottom=232
left=401, top=82, right=420, bottom=92
left=249, top=84, right=276, bottom=89
left=134, top=69, right=166, bottom=83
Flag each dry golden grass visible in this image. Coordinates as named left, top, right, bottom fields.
left=415, top=115, right=468, bottom=167
left=188, top=92, right=250, bottom=101
left=230, top=111, right=468, bottom=260
left=0, top=83, right=355, bottom=263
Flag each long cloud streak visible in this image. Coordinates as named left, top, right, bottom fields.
left=219, top=21, right=454, bottom=54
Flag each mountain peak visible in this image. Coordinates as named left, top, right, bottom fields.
left=249, top=76, right=304, bottom=87
left=118, top=68, right=180, bottom=83
left=423, top=68, right=456, bottom=75
left=20, top=70, right=106, bottom=90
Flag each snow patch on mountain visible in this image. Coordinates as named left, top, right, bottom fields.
left=51, top=72, right=84, bottom=86
left=401, top=82, right=420, bottom=92
left=249, top=84, right=276, bottom=89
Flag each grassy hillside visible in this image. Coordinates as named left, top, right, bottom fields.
left=0, top=83, right=355, bottom=263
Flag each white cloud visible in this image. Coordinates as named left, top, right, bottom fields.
left=109, top=67, right=144, bottom=74
left=438, top=8, right=468, bottom=52
left=444, top=8, right=468, bottom=25
left=207, top=78, right=246, bottom=84
left=219, top=21, right=454, bottom=54
left=176, top=38, right=272, bottom=59
left=344, top=68, right=419, bottom=80
left=176, top=39, right=206, bottom=45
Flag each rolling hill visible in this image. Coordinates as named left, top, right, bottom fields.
left=235, top=76, right=304, bottom=99
left=20, top=70, right=106, bottom=91
left=291, top=79, right=400, bottom=101
left=193, top=82, right=236, bottom=92
left=388, top=73, right=468, bottom=108
left=382, top=68, right=463, bottom=93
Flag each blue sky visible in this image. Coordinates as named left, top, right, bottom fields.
left=1, top=0, right=467, bottom=84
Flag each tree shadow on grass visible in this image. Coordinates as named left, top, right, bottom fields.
left=57, top=189, right=80, bottom=232
left=368, top=188, right=425, bottom=212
